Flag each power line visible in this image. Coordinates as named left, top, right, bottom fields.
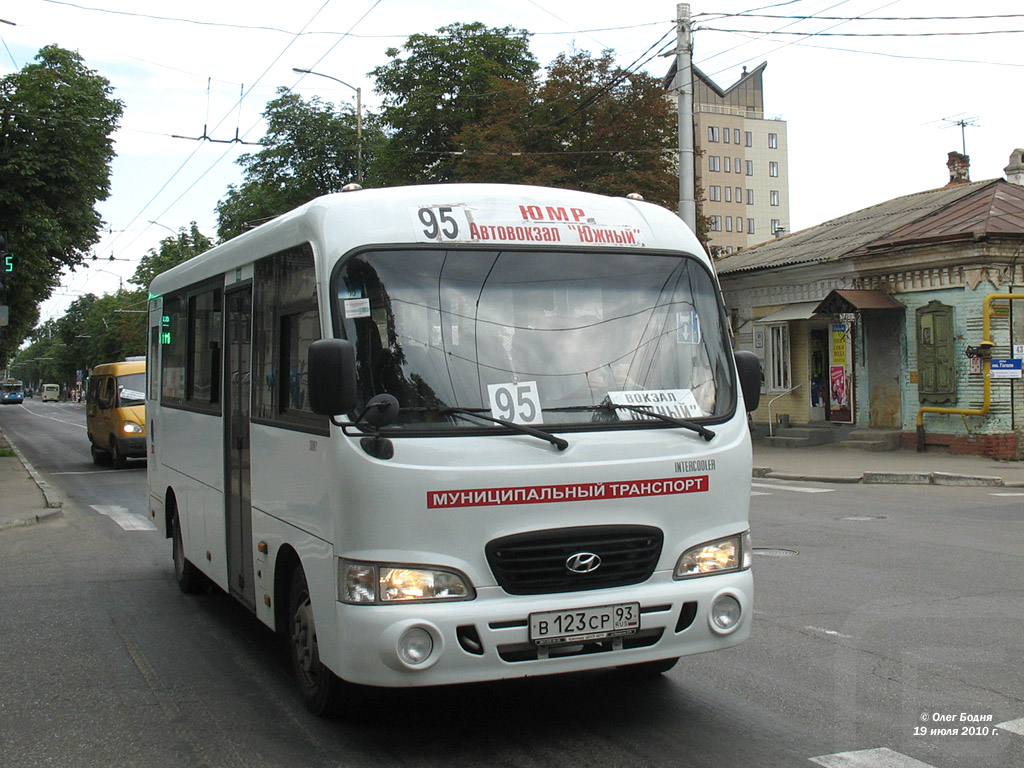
left=697, top=26, right=1024, bottom=37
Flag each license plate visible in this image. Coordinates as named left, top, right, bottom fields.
left=529, top=602, right=640, bottom=646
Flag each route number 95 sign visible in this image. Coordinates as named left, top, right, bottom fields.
left=487, top=381, right=542, bottom=424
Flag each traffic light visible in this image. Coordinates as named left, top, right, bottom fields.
left=0, top=231, right=12, bottom=275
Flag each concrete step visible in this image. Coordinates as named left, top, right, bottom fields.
left=764, top=435, right=813, bottom=448
left=840, top=429, right=902, bottom=451
left=766, top=427, right=841, bottom=447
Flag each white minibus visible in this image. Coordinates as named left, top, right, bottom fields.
left=146, top=183, right=761, bottom=715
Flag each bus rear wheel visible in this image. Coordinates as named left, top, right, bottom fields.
left=288, top=566, right=345, bottom=716
left=172, top=508, right=206, bottom=594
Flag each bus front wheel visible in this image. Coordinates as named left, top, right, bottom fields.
left=288, top=566, right=345, bottom=716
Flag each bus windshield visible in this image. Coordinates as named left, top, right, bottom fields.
left=334, top=248, right=736, bottom=429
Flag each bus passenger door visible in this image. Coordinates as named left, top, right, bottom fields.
left=224, top=286, right=255, bottom=610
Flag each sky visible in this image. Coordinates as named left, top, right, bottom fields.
left=2, top=0, right=1021, bottom=326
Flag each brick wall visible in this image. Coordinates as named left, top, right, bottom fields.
left=901, top=430, right=1021, bottom=460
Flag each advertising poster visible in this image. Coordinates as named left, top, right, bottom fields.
left=829, top=323, right=853, bottom=423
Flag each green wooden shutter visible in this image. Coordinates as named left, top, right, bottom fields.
left=916, top=301, right=955, bottom=404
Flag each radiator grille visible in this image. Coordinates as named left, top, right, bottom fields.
left=485, top=525, right=663, bottom=595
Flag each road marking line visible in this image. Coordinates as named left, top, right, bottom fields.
left=804, top=626, right=853, bottom=640
left=750, top=490, right=771, bottom=496
left=996, top=717, right=1024, bottom=736
left=751, top=481, right=835, bottom=494
left=90, top=504, right=156, bottom=531
left=810, top=747, right=937, bottom=767
left=990, top=492, right=1024, bottom=497
left=16, top=403, right=88, bottom=429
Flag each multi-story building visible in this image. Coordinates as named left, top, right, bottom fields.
left=666, top=61, right=790, bottom=255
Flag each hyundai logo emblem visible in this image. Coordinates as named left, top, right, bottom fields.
left=565, top=552, right=601, bottom=574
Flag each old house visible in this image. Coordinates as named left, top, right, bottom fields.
left=717, top=149, right=1024, bottom=459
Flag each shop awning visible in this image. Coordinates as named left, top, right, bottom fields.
left=814, top=289, right=904, bottom=315
left=754, top=302, right=823, bottom=323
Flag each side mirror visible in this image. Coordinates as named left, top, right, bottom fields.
left=734, top=350, right=761, bottom=412
left=309, top=339, right=358, bottom=416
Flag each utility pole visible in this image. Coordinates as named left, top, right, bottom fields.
left=676, top=3, right=696, bottom=233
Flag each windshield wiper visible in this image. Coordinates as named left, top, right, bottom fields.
left=599, top=399, right=716, bottom=441
left=441, top=408, right=569, bottom=451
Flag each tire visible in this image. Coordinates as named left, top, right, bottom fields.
left=288, top=565, right=346, bottom=716
left=90, top=443, right=108, bottom=466
left=109, top=437, right=127, bottom=469
left=172, top=508, right=206, bottom=594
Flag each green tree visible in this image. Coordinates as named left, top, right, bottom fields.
left=525, top=51, right=678, bottom=209
left=131, top=222, right=213, bottom=290
left=0, top=45, right=123, bottom=364
left=371, top=22, right=538, bottom=185
left=216, top=90, right=376, bottom=241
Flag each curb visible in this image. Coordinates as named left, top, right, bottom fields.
left=0, top=430, right=64, bottom=529
left=755, top=467, right=1007, bottom=487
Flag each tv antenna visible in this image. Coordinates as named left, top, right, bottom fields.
left=939, top=114, right=979, bottom=156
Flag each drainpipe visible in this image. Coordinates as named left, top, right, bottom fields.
left=916, top=292, right=1024, bottom=451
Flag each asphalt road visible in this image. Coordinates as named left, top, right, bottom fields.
left=1, top=401, right=1022, bottom=768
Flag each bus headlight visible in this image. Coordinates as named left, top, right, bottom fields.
left=122, top=420, right=144, bottom=434
left=338, top=559, right=474, bottom=604
left=674, top=532, right=751, bottom=579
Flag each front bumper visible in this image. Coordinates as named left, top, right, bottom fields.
left=329, top=568, right=752, bottom=687
left=115, top=435, right=147, bottom=458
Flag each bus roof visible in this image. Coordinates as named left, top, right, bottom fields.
left=149, top=184, right=705, bottom=298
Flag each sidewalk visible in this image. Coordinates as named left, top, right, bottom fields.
left=0, top=428, right=63, bottom=531
left=2, top=428, right=1023, bottom=532
left=753, top=439, right=1024, bottom=488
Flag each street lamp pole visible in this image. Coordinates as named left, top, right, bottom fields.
left=292, top=67, right=363, bottom=184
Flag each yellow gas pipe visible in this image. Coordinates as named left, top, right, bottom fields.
left=916, top=292, right=1024, bottom=451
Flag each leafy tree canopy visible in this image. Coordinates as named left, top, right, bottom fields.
left=216, top=89, right=379, bottom=241
left=371, top=22, right=539, bottom=185
left=0, top=45, right=123, bottom=364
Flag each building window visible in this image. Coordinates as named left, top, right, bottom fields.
left=726, top=216, right=733, bottom=232
left=769, top=161, right=779, bottom=177
left=708, top=126, right=719, bottom=142
left=725, top=186, right=732, bottom=203
left=768, top=133, right=778, bottom=149
left=724, top=157, right=731, bottom=173
left=747, top=218, right=755, bottom=234
left=771, top=219, right=781, bottom=234
left=767, top=323, right=791, bottom=391
left=709, top=185, right=721, bottom=202
left=710, top=215, right=722, bottom=231
left=770, top=190, right=780, bottom=206
left=723, top=128, right=730, bottom=144
left=916, top=301, right=956, bottom=403
left=734, top=129, right=741, bottom=144
left=746, top=189, right=754, bottom=206
left=745, top=131, right=752, bottom=147
left=735, top=158, right=742, bottom=174
left=735, top=186, right=742, bottom=202
left=745, top=160, right=754, bottom=176
left=708, top=155, right=721, bottom=172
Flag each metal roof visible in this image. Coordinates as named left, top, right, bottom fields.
left=714, top=179, right=1022, bottom=275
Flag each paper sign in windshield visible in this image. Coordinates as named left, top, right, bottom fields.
left=608, top=390, right=704, bottom=420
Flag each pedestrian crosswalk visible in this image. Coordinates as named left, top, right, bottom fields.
left=90, top=504, right=156, bottom=531
left=752, top=480, right=836, bottom=495
left=810, top=717, right=1024, bottom=766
